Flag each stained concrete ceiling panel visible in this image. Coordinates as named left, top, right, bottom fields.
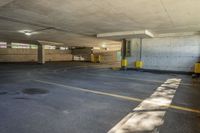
left=0, top=0, right=200, bottom=46
left=161, top=0, right=200, bottom=26
left=0, top=19, right=41, bottom=32
left=0, top=0, right=14, bottom=7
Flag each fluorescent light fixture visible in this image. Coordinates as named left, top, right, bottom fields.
left=97, top=30, right=154, bottom=39
left=93, top=47, right=101, bottom=50
left=18, top=30, right=33, bottom=36
left=101, top=43, right=106, bottom=48
left=19, top=30, right=29, bottom=33
left=24, top=32, right=32, bottom=36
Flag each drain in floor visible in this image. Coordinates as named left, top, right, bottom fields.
left=14, top=97, right=31, bottom=100
left=0, top=92, right=8, bottom=95
left=22, top=88, right=49, bottom=95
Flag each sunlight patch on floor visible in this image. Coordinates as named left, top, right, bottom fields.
left=108, top=78, right=181, bottom=133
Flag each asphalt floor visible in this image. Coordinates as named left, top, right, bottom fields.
left=0, top=62, right=200, bottom=133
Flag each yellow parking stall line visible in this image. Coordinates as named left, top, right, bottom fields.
left=33, top=79, right=143, bottom=102
left=84, top=72, right=196, bottom=86
left=85, top=73, right=164, bottom=83
left=33, top=79, right=200, bottom=114
left=168, top=104, right=200, bottom=114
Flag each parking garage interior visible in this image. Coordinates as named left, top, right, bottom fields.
left=0, top=1, right=200, bottom=133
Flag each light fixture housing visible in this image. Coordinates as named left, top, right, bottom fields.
left=19, top=30, right=33, bottom=36
left=101, top=43, right=106, bottom=48
left=24, top=32, right=32, bottom=36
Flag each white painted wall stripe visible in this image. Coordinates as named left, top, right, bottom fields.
left=108, top=78, right=181, bottom=133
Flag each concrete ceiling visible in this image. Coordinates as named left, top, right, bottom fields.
left=97, top=30, right=155, bottom=40
left=0, top=0, right=200, bottom=46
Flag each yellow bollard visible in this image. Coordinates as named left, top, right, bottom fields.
left=98, top=55, right=102, bottom=63
left=135, top=61, right=144, bottom=69
left=195, top=63, right=200, bottom=73
left=121, top=59, right=128, bottom=67
left=91, top=54, right=95, bottom=63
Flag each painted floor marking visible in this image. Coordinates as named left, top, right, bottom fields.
left=76, top=72, right=165, bottom=84
left=33, top=79, right=200, bottom=115
left=33, top=79, right=143, bottom=102
left=82, top=72, right=192, bottom=86
left=108, top=78, right=181, bottom=133
left=31, top=67, right=197, bottom=86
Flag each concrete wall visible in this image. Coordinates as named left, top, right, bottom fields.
left=0, top=49, right=37, bottom=62
left=93, top=50, right=120, bottom=63
left=45, top=49, right=72, bottom=61
left=71, top=47, right=120, bottom=63
left=127, top=35, right=200, bottom=72
left=0, top=47, right=118, bottom=63
left=72, top=48, right=92, bottom=61
left=0, top=48, right=72, bottom=62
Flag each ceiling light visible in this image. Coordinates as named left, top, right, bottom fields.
left=93, top=47, right=100, bottom=50
left=101, top=43, right=106, bottom=48
left=24, top=32, right=32, bottom=36
left=18, top=30, right=33, bottom=36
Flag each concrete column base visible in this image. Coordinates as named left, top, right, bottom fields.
left=38, top=44, right=45, bottom=64
left=7, top=41, right=12, bottom=48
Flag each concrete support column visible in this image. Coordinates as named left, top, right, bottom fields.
left=38, top=44, right=45, bottom=64
left=7, top=41, right=12, bottom=48
left=121, top=39, right=128, bottom=69
left=139, top=38, right=143, bottom=61
left=135, top=38, right=144, bottom=69
left=121, top=39, right=127, bottom=59
left=56, top=46, right=60, bottom=50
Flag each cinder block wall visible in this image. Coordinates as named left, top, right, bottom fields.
left=0, top=49, right=72, bottom=62
left=127, top=35, right=200, bottom=72
left=72, top=48, right=92, bottom=61
left=93, top=50, right=120, bottom=63
left=72, top=47, right=120, bottom=63
left=0, top=49, right=37, bottom=62
left=45, top=49, right=72, bottom=61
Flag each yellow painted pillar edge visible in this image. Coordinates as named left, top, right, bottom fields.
left=121, top=59, right=128, bottom=67
left=135, top=60, right=144, bottom=69
left=195, top=63, right=200, bottom=73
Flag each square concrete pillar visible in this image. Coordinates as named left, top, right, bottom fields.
left=121, top=39, right=128, bottom=70
left=7, top=41, right=12, bottom=48
left=38, top=44, right=45, bottom=64
left=56, top=46, right=60, bottom=50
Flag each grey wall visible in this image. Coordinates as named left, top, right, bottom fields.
left=127, top=35, right=200, bottom=72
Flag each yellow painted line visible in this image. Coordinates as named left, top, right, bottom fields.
left=33, top=79, right=143, bottom=102
left=168, top=104, right=200, bottom=114
left=84, top=73, right=164, bottom=83
left=33, top=79, right=200, bottom=114
left=108, top=78, right=182, bottom=133
left=84, top=72, right=195, bottom=86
